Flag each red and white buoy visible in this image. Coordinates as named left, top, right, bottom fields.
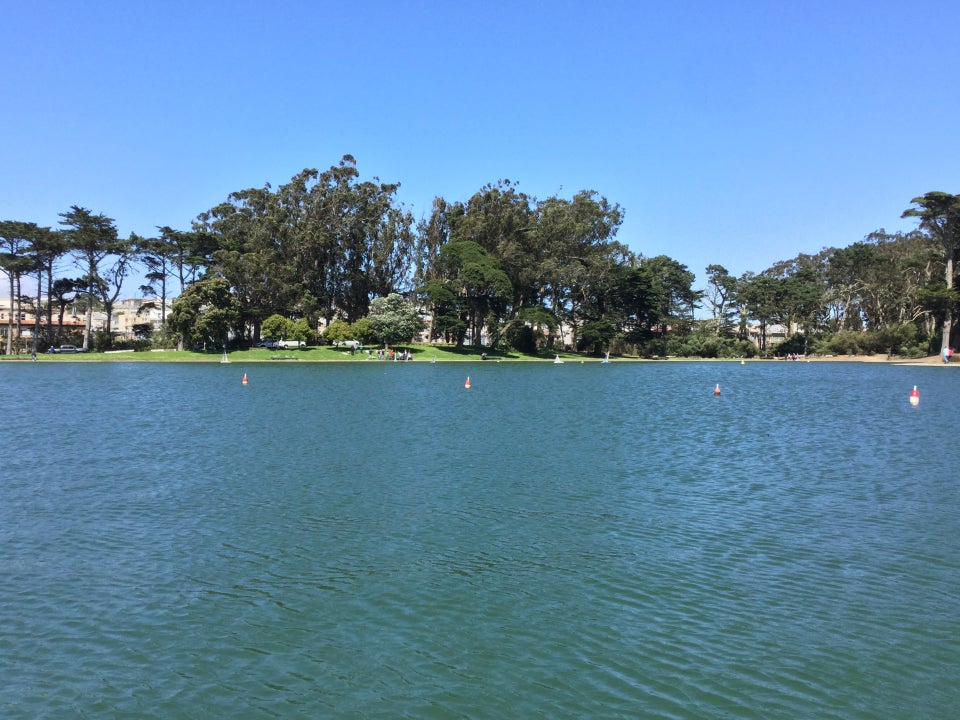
left=242, top=373, right=248, bottom=385
left=909, top=385, right=919, bottom=406
left=713, top=383, right=721, bottom=396
left=465, top=376, right=471, bottom=389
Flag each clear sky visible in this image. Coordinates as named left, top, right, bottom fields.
left=4, top=0, right=959, bottom=293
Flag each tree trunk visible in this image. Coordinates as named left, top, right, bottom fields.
left=942, top=254, right=954, bottom=353
left=46, top=266, right=54, bottom=329
left=5, top=273, right=13, bottom=355
left=84, top=285, right=93, bottom=351
left=15, top=274, right=23, bottom=354
left=35, top=270, right=42, bottom=354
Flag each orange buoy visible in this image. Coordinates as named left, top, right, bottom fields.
left=465, top=376, right=471, bottom=389
left=909, top=385, right=919, bottom=406
left=242, top=373, right=248, bottom=385
left=713, top=383, right=721, bottom=396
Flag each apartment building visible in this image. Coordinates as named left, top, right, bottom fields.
left=110, top=298, right=173, bottom=339
left=0, top=297, right=171, bottom=349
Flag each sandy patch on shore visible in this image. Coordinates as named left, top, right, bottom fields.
left=807, top=354, right=954, bottom=366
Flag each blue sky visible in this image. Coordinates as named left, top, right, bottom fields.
left=4, top=0, right=959, bottom=293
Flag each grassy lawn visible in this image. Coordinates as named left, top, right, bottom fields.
left=3, top=344, right=618, bottom=363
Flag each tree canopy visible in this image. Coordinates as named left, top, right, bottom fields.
left=1, top=158, right=956, bottom=359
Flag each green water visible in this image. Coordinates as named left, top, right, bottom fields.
left=3, top=361, right=959, bottom=718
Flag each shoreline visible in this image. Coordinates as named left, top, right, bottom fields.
left=1, top=351, right=955, bottom=365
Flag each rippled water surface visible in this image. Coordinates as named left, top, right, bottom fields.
left=3, top=360, right=959, bottom=718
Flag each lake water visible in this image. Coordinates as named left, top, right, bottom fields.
left=3, top=360, right=959, bottom=719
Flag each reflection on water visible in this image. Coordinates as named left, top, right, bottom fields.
left=3, top=361, right=959, bottom=718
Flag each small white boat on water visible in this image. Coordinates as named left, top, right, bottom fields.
left=220, top=350, right=230, bottom=364
left=553, top=355, right=564, bottom=364
left=601, top=352, right=610, bottom=364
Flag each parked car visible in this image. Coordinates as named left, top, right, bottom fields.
left=278, top=339, right=306, bottom=349
left=58, top=344, right=87, bottom=353
left=334, top=340, right=361, bottom=349
left=255, top=339, right=280, bottom=348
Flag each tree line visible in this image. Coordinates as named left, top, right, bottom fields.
left=1, top=155, right=957, bottom=357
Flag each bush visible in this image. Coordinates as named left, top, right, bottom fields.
left=323, top=319, right=351, bottom=344
left=876, top=323, right=917, bottom=356
left=351, top=318, right=374, bottom=344
left=775, top=333, right=810, bottom=356
left=578, top=319, right=617, bottom=354
left=91, top=329, right=114, bottom=352
left=288, top=318, right=313, bottom=343
left=812, top=330, right=863, bottom=355
left=262, top=314, right=292, bottom=340
left=504, top=324, right=538, bottom=354
left=151, top=327, right=180, bottom=350
left=609, top=334, right=632, bottom=357
left=111, top=337, right=152, bottom=352
left=673, top=335, right=759, bottom=358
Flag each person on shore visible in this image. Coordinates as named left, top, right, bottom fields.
left=944, top=346, right=951, bottom=364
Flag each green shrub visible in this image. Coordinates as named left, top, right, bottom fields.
left=262, top=314, right=292, bottom=340
left=350, top=317, right=374, bottom=344
left=504, top=324, right=538, bottom=354
left=815, top=330, right=863, bottom=355
left=875, top=323, right=916, bottom=356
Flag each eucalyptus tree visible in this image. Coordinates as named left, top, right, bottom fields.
left=432, top=184, right=626, bottom=350
left=331, top=171, right=413, bottom=322
left=531, top=195, right=577, bottom=322
left=446, top=181, right=535, bottom=299
left=198, top=183, right=295, bottom=341
left=422, top=241, right=512, bottom=347
left=853, top=231, right=938, bottom=332
left=642, top=255, right=701, bottom=347
left=533, top=191, right=627, bottom=349
left=419, top=188, right=532, bottom=344
left=902, top=192, right=960, bottom=351
left=199, top=158, right=415, bottom=334
left=825, top=243, right=875, bottom=330
left=275, top=158, right=415, bottom=324
left=367, top=202, right=416, bottom=301
left=414, top=197, right=452, bottom=287
left=59, top=206, right=122, bottom=350
left=278, top=168, right=340, bottom=321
